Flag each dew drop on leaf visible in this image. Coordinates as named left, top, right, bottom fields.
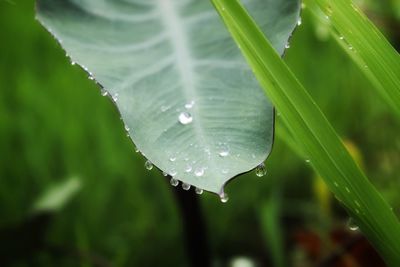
left=220, top=192, right=229, bottom=203
left=255, top=163, right=267, bottom=177
left=182, top=183, right=191, bottom=191
left=112, top=93, right=119, bottom=102
left=218, top=145, right=230, bottom=157
left=347, top=218, right=359, bottom=231
left=160, top=105, right=169, bottom=112
left=144, top=160, right=153, bottom=170
left=185, top=165, right=192, bottom=173
left=101, top=89, right=108, bottom=96
left=170, top=178, right=179, bottom=187
left=194, top=167, right=205, bottom=177
left=179, top=112, right=193, bottom=125
left=185, top=100, right=195, bottom=109
left=169, top=169, right=177, bottom=177
left=195, top=187, right=203, bottom=195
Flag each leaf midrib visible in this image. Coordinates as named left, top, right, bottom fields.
left=158, top=0, right=220, bottom=186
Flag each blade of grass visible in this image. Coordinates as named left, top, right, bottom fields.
left=211, top=0, right=400, bottom=265
left=261, top=191, right=285, bottom=267
left=275, top=120, right=304, bottom=157
left=308, top=0, right=400, bottom=117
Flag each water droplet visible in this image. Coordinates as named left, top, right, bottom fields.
left=170, top=178, right=179, bottom=187
left=124, top=125, right=130, bottom=132
left=162, top=171, right=168, bottom=176
left=222, top=169, right=229, bottom=174
left=134, top=146, right=140, bottom=153
left=185, top=165, right=192, bottom=173
left=285, top=43, right=290, bottom=49
left=161, top=105, right=169, bottom=112
left=297, top=18, right=302, bottom=26
left=71, top=61, right=76, bottom=66
left=169, top=157, right=176, bottom=162
left=218, top=146, right=230, bottom=157
left=347, top=218, right=359, bottom=231
left=255, top=163, right=267, bottom=177
left=194, top=167, right=205, bottom=177
left=195, top=187, right=203, bottom=195
left=100, top=89, right=108, bottom=96
left=185, top=100, right=195, bottom=109
left=112, top=93, right=119, bottom=102
left=179, top=112, right=193, bottom=125
left=89, top=75, right=94, bottom=80
left=339, top=36, right=344, bottom=40
left=305, top=159, right=311, bottom=163
left=169, top=169, right=177, bottom=177
left=182, top=183, right=191, bottom=190
left=220, top=192, right=229, bottom=203
left=145, top=160, right=153, bottom=170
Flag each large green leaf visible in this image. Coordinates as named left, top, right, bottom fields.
left=36, top=0, right=300, bottom=194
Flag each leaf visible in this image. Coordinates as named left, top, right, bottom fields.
left=261, top=191, right=285, bottom=267
left=211, top=0, right=400, bottom=264
left=36, top=0, right=300, bottom=194
left=307, top=0, right=400, bottom=117
left=33, top=176, right=81, bottom=213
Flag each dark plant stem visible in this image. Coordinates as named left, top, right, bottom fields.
left=169, top=177, right=211, bottom=267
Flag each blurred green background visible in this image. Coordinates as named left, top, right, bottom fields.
left=1, top=0, right=399, bottom=266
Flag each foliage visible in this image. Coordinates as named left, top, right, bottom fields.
left=1, top=0, right=399, bottom=266
left=212, top=0, right=400, bottom=265
left=36, top=0, right=300, bottom=194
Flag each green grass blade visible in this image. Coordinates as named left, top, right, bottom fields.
left=261, top=191, right=285, bottom=267
left=309, top=0, right=400, bottom=116
left=211, top=0, right=400, bottom=265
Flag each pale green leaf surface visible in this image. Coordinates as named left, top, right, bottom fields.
left=36, top=0, right=300, bottom=194
left=212, top=0, right=400, bottom=264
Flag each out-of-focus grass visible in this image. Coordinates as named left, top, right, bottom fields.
left=0, top=1, right=399, bottom=267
